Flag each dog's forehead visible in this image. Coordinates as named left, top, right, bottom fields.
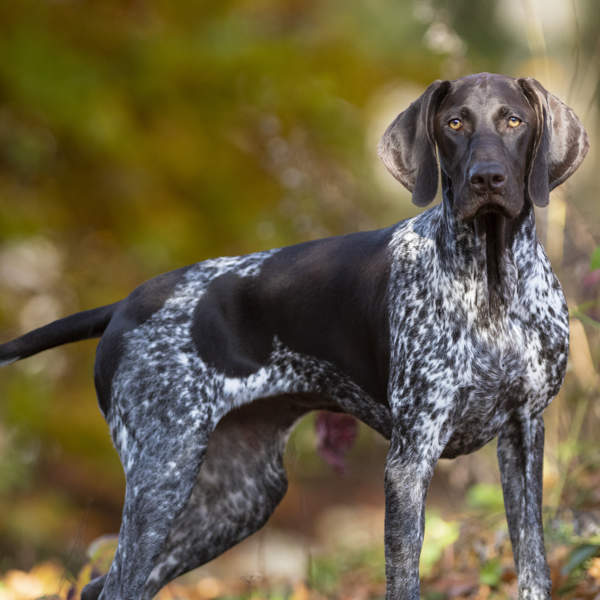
left=440, top=73, right=530, bottom=114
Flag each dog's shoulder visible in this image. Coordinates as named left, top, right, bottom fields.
left=388, top=206, right=442, bottom=271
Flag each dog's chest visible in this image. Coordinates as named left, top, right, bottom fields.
left=395, top=303, right=566, bottom=457
left=444, top=308, right=566, bottom=456
left=388, top=225, right=569, bottom=456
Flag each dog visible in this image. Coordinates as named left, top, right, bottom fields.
left=0, top=73, right=589, bottom=599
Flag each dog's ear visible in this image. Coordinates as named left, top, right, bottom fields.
left=378, top=80, right=451, bottom=207
left=519, top=77, right=589, bottom=207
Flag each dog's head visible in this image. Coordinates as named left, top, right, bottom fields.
left=378, top=73, right=589, bottom=221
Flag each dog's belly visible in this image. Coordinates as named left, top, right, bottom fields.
left=441, top=410, right=508, bottom=458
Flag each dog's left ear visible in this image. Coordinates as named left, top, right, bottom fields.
left=378, top=80, right=451, bottom=206
left=519, top=77, right=589, bottom=207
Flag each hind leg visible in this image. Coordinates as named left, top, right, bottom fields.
left=81, top=395, right=211, bottom=600
left=86, top=396, right=305, bottom=600
left=144, top=395, right=307, bottom=595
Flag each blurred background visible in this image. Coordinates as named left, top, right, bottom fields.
left=0, top=0, right=599, bottom=598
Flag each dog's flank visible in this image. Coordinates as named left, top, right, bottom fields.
left=0, top=73, right=589, bottom=600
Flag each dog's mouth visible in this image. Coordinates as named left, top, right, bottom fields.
left=459, top=196, right=518, bottom=223
left=473, top=203, right=511, bottom=219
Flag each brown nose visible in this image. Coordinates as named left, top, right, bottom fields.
left=469, top=162, right=506, bottom=193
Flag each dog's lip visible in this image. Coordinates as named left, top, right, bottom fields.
left=457, top=194, right=518, bottom=222
left=473, top=203, right=511, bottom=219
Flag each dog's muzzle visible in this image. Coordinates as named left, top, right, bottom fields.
left=456, top=161, right=522, bottom=222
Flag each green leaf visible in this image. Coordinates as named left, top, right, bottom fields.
left=560, top=544, right=600, bottom=576
left=480, top=557, right=503, bottom=587
left=466, top=483, right=505, bottom=513
left=590, top=247, right=600, bottom=270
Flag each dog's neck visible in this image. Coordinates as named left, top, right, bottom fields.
left=436, top=177, right=538, bottom=317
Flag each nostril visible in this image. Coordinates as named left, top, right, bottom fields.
left=470, top=173, right=485, bottom=187
left=491, top=173, right=506, bottom=188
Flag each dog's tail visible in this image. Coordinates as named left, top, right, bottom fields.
left=0, top=302, right=119, bottom=366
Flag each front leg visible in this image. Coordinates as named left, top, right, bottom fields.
left=384, top=429, right=439, bottom=599
left=497, top=412, right=551, bottom=599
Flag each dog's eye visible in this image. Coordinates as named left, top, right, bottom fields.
left=448, top=118, right=463, bottom=131
left=507, top=116, right=522, bottom=128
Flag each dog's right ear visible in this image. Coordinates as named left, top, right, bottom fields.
left=518, top=77, right=589, bottom=207
left=378, top=80, right=451, bottom=207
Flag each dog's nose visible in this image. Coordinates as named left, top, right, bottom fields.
left=469, top=162, right=506, bottom=193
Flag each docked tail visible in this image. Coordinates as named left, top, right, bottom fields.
left=0, top=302, right=119, bottom=365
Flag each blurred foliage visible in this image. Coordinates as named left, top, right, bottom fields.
left=420, top=511, right=460, bottom=576
left=307, top=544, right=385, bottom=594
left=0, top=0, right=599, bottom=597
left=465, top=484, right=504, bottom=514
left=3, top=512, right=600, bottom=599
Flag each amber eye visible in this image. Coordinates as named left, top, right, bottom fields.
left=508, top=116, right=522, bottom=128
left=448, top=118, right=463, bottom=131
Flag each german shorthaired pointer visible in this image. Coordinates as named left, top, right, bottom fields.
left=0, top=73, right=589, bottom=599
